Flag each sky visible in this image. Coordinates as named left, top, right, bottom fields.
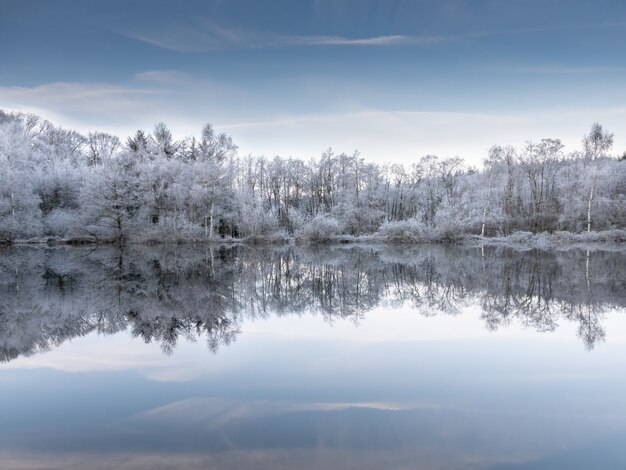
left=1, top=0, right=626, bottom=164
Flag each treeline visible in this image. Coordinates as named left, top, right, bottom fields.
left=0, top=109, right=624, bottom=243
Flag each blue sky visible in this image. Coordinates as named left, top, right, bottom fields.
left=1, top=0, right=626, bottom=163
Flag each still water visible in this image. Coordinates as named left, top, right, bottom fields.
left=1, top=244, right=625, bottom=469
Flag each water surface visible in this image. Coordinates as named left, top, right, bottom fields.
left=1, top=245, right=625, bottom=469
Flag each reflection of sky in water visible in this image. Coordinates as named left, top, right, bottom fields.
left=2, top=306, right=626, bottom=469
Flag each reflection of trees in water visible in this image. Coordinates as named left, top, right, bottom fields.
left=0, top=245, right=624, bottom=361
left=0, top=248, right=97, bottom=362
left=88, top=247, right=243, bottom=355
left=562, top=249, right=608, bottom=350
left=477, top=248, right=622, bottom=349
left=479, top=250, right=562, bottom=333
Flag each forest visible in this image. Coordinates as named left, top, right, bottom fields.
left=0, top=109, right=624, bottom=244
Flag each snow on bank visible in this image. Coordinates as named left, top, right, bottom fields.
left=4, top=229, right=625, bottom=251
left=466, top=229, right=626, bottom=251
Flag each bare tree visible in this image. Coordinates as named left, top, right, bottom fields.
left=583, top=123, right=614, bottom=232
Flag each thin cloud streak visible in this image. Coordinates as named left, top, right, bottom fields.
left=219, top=110, right=527, bottom=129
left=0, top=82, right=165, bottom=112
left=133, top=70, right=193, bottom=84
left=488, top=65, right=626, bottom=75
left=279, top=34, right=428, bottom=46
left=122, top=23, right=436, bottom=53
left=118, top=19, right=626, bottom=53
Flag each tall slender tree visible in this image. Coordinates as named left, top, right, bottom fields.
left=583, top=123, right=614, bottom=232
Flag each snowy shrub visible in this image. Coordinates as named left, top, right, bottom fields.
left=568, top=229, right=626, bottom=243
left=141, top=215, right=205, bottom=243
left=285, top=209, right=308, bottom=234
left=596, top=229, right=626, bottom=242
left=44, top=209, right=80, bottom=238
left=0, top=213, right=43, bottom=241
left=239, top=206, right=279, bottom=238
left=376, top=220, right=423, bottom=243
left=295, top=215, right=343, bottom=243
left=431, top=215, right=467, bottom=241
left=503, top=231, right=535, bottom=244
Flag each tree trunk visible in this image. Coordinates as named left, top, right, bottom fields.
left=481, top=169, right=494, bottom=237
left=209, top=201, right=215, bottom=239
left=587, top=168, right=597, bottom=233
left=117, top=213, right=123, bottom=245
left=481, top=206, right=488, bottom=237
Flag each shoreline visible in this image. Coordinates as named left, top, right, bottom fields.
left=3, top=229, right=625, bottom=251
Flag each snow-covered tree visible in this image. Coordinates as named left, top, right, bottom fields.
left=583, top=123, right=614, bottom=232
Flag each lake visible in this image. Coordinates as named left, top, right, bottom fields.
left=1, top=244, right=625, bottom=469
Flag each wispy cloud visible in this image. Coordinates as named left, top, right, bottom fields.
left=0, top=75, right=235, bottom=135
left=118, top=19, right=445, bottom=53
left=134, top=70, right=192, bottom=84
left=0, top=82, right=162, bottom=113
left=489, top=65, right=626, bottom=75
left=0, top=80, right=194, bottom=138
left=277, top=34, right=429, bottom=47
left=118, top=18, right=626, bottom=53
